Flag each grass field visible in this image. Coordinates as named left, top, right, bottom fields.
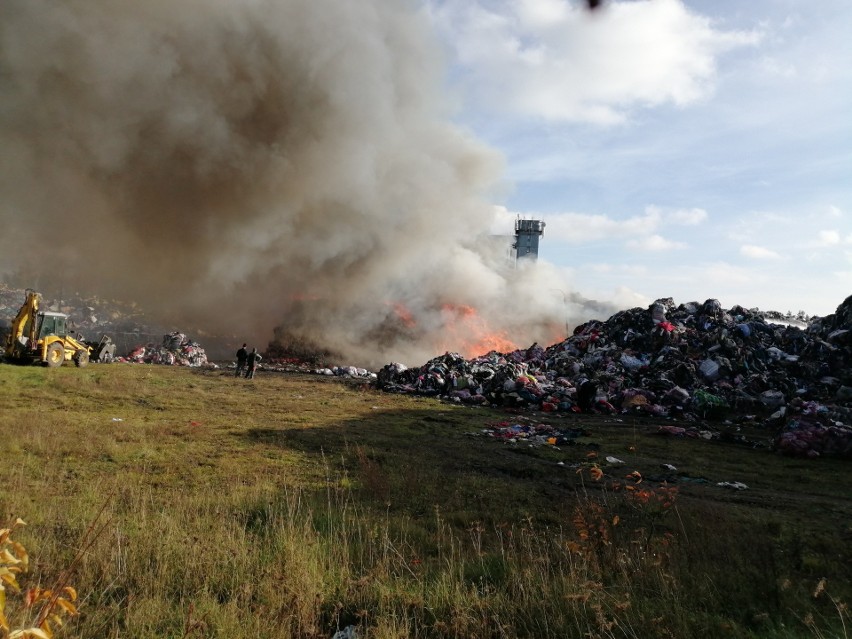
left=1, top=363, right=850, bottom=638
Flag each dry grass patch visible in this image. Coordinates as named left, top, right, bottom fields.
left=0, top=363, right=849, bottom=638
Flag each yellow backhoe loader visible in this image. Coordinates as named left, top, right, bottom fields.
left=4, top=290, right=92, bottom=367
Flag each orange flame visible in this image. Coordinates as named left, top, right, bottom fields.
left=388, top=301, right=417, bottom=329
left=437, top=303, right=517, bottom=357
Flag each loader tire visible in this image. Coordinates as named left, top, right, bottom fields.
left=45, top=342, right=64, bottom=367
left=74, top=350, right=90, bottom=367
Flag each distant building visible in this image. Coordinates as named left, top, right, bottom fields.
left=513, top=218, right=545, bottom=262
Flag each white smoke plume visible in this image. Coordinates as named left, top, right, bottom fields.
left=0, top=0, right=602, bottom=366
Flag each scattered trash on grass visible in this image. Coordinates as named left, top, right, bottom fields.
left=126, top=331, right=210, bottom=367
left=717, top=481, right=749, bottom=491
left=332, top=626, right=358, bottom=639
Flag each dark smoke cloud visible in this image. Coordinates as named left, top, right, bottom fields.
left=0, top=0, right=604, bottom=366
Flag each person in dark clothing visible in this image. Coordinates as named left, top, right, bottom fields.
left=245, top=347, right=262, bottom=379
left=235, top=343, right=248, bottom=378
left=577, top=378, right=598, bottom=412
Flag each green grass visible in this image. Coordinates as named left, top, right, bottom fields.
left=0, top=363, right=849, bottom=638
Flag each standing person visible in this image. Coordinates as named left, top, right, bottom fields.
left=235, top=343, right=248, bottom=378
left=577, top=377, right=598, bottom=412
left=245, top=347, right=262, bottom=379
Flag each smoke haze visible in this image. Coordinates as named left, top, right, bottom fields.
left=0, top=0, right=603, bottom=366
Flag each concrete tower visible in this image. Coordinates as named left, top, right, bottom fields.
left=513, top=218, right=545, bottom=262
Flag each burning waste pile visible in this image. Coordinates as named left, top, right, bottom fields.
left=377, top=295, right=852, bottom=459
left=125, top=332, right=210, bottom=368
left=0, top=0, right=845, bottom=458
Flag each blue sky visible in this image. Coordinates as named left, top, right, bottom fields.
left=427, top=0, right=851, bottom=317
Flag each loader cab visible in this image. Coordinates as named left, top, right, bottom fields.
left=37, top=312, right=69, bottom=339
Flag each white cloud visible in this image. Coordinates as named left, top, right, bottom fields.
left=608, top=286, right=651, bottom=309
left=780, top=14, right=797, bottom=30
left=758, top=56, right=796, bottom=78
left=740, top=244, right=781, bottom=259
left=817, top=230, right=841, bottom=246
left=430, top=0, right=760, bottom=124
left=626, top=234, right=686, bottom=251
left=666, top=207, right=708, bottom=225
left=516, top=0, right=570, bottom=28
left=501, top=205, right=707, bottom=254
left=704, top=261, right=753, bottom=285
left=495, top=205, right=664, bottom=244
left=546, top=209, right=662, bottom=242
left=588, top=262, right=648, bottom=276
left=470, top=1, right=851, bottom=321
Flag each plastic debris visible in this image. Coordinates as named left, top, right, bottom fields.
left=717, top=481, right=749, bottom=490
left=479, top=421, right=590, bottom=446
left=377, top=295, right=852, bottom=459
left=127, top=331, right=210, bottom=367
